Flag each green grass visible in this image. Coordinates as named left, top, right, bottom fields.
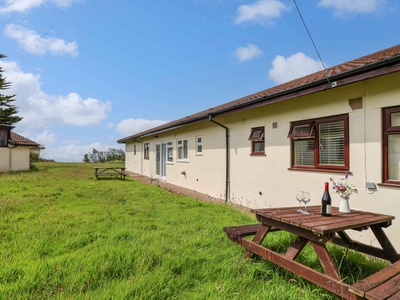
left=0, top=163, right=387, bottom=299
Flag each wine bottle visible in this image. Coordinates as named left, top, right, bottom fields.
left=321, top=182, right=332, bottom=216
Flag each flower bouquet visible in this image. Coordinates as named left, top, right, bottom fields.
left=330, top=173, right=358, bottom=213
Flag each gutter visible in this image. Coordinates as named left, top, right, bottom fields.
left=209, top=55, right=400, bottom=117
left=208, top=115, right=230, bottom=203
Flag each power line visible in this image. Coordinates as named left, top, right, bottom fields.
left=293, top=0, right=328, bottom=72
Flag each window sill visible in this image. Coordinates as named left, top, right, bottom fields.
left=250, top=153, right=266, bottom=157
left=177, top=159, right=189, bottom=163
left=288, top=167, right=351, bottom=175
left=377, top=182, right=400, bottom=188
left=195, top=153, right=203, bottom=156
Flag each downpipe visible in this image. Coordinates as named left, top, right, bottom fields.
left=209, top=115, right=230, bottom=203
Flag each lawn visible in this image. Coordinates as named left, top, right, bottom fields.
left=0, top=163, right=386, bottom=299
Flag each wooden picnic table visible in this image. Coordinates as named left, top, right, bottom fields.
left=93, top=167, right=126, bottom=179
left=224, top=206, right=400, bottom=300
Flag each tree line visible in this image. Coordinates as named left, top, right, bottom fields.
left=83, top=148, right=125, bottom=163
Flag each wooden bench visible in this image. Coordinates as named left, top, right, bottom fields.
left=349, top=260, right=400, bottom=300
left=223, top=224, right=280, bottom=243
left=224, top=224, right=262, bottom=242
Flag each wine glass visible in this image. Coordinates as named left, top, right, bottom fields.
left=296, top=191, right=304, bottom=213
left=302, top=192, right=310, bottom=214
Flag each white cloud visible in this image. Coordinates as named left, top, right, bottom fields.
left=0, top=0, right=77, bottom=14
left=233, top=44, right=263, bottom=62
left=318, top=0, right=386, bottom=17
left=234, top=0, right=290, bottom=25
left=4, top=24, right=79, bottom=56
left=268, top=52, right=324, bottom=84
left=0, top=60, right=111, bottom=130
left=116, top=118, right=168, bottom=136
left=34, top=130, right=56, bottom=145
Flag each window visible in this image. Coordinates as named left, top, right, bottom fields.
left=167, top=141, right=173, bottom=163
left=0, top=129, right=7, bottom=146
left=249, top=127, right=265, bottom=155
left=144, top=143, right=150, bottom=160
left=196, top=136, right=203, bottom=155
left=382, top=106, right=400, bottom=186
left=288, top=114, right=349, bottom=171
left=133, top=144, right=136, bottom=155
left=177, top=139, right=188, bottom=161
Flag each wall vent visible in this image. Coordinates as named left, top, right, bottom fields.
left=348, top=97, right=363, bottom=110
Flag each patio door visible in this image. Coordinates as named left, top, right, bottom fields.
left=156, top=142, right=167, bottom=179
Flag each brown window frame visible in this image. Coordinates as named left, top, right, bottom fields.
left=288, top=114, right=349, bottom=172
left=382, top=106, right=400, bottom=186
left=249, top=126, right=265, bottom=156
left=0, top=128, right=9, bottom=147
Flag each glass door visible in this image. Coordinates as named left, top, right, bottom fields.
left=156, top=142, right=167, bottom=179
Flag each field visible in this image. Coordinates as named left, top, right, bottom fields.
left=0, top=163, right=386, bottom=299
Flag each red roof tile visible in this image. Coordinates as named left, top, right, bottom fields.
left=118, top=44, right=400, bottom=143
left=10, top=132, right=40, bottom=147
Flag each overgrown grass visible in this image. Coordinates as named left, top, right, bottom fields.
left=0, top=163, right=387, bottom=299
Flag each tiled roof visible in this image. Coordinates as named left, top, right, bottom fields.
left=118, top=44, right=400, bottom=143
left=10, top=132, right=40, bottom=147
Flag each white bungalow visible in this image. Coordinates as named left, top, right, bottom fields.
left=118, top=44, right=400, bottom=249
left=0, top=124, right=41, bottom=172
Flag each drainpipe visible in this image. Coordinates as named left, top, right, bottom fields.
left=8, top=142, right=17, bottom=172
left=209, top=115, right=230, bottom=203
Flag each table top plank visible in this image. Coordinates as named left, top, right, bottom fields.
left=252, top=206, right=395, bottom=235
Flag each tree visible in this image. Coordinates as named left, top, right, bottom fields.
left=83, top=148, right=125, bottom=163
left=0, top=54, right=23, bottom=125
left=83, top=154, right=90, bottom=163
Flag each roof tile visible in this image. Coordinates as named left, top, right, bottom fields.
left=118, top=44, right=400, bottom=143
left=10, top=132, right=40, bottom=147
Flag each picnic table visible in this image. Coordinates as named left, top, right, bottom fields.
left=93, top=167, right=126, bottom=179
left=224, top=206, right=400, bottom=300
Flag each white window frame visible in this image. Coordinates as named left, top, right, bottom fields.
left=167, top=141, right=174, bottom=164
left=196, top=136, right=203, bottom=155
left=144, top=143, right=150, bottom=160
left=177, top=138, right=188, bottom=162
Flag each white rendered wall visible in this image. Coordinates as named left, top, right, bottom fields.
left=123, top=71, right=400, bottom=249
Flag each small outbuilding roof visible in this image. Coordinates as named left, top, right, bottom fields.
left=118, top=44, right=400, bottom=143
left=10, top=132, right=41, bottom=148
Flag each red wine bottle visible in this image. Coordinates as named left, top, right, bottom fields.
left=321, top=182, right=332, bottom=216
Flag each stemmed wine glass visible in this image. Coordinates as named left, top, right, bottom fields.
left=302, top=192, right=310, bottom=214
left=296, top=191, right=304, bottom=213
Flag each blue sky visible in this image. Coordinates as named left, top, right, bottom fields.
left=0, top=0, right=399, bottom=162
